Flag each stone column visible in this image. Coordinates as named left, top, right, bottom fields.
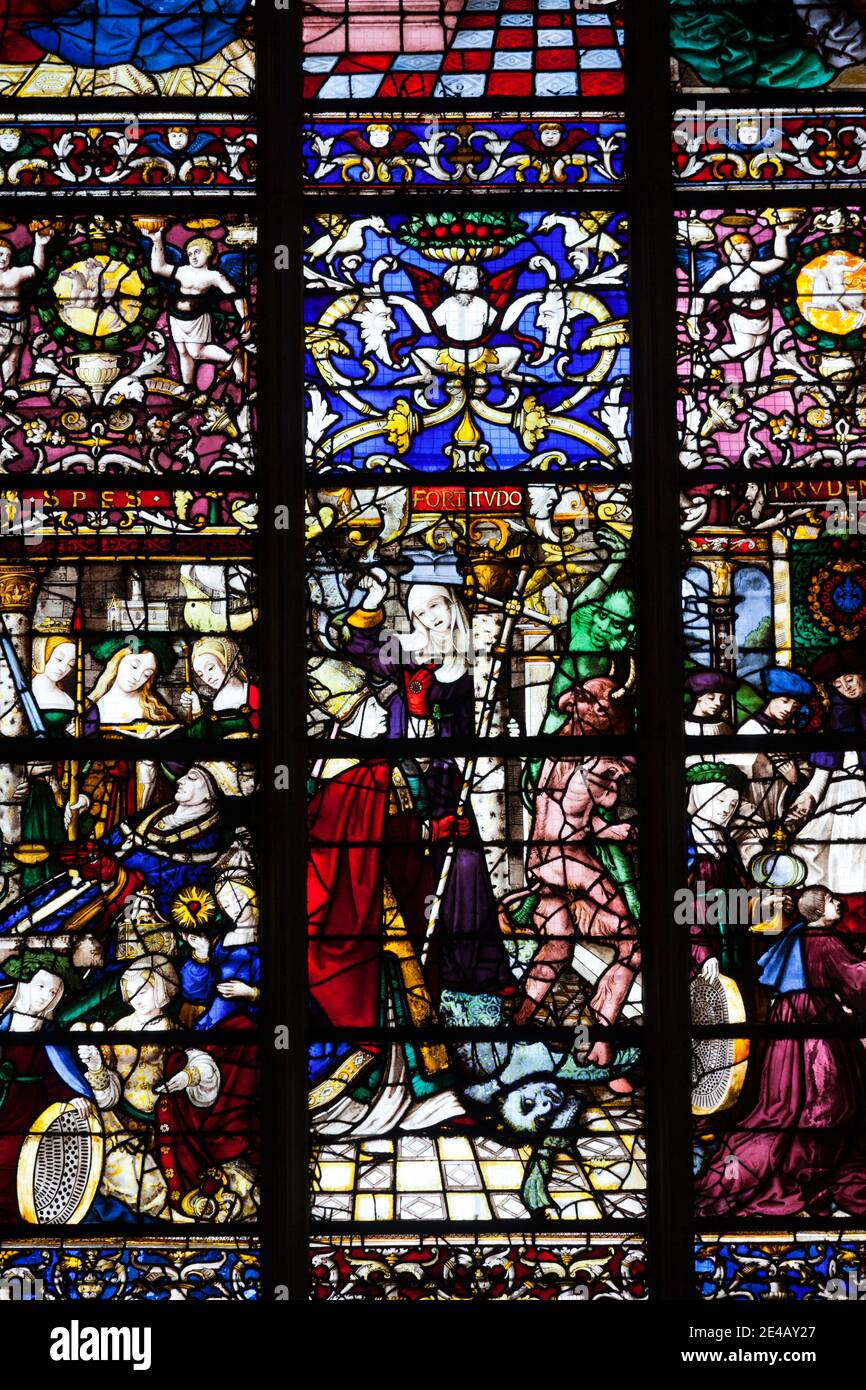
left=695, top=557, right=736, bottom=673
left=0, top=566, right=39, bottom=736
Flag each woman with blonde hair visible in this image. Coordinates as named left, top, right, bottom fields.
left=181, top=635, right=258, bottom=738
left=64, top=637, right=180, bottom=834
left=30, top=635, right=76, bottom=732
left=82, top=638, right=178, bottom=738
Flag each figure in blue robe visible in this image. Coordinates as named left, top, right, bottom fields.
left=0, top=798, right=226, bottom=943
left=181, top=932, right=260, bottom=1029
left=26, top=0, right=248, bottom=74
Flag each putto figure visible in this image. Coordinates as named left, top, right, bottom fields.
left=0, top=226, right=52, bottom=388
left=147, top=229, right=250, bottom=396
left=0, top=216, right=256, bottom=476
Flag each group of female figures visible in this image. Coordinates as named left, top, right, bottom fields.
left=306, top=548, right=642, bottom=1181
left=30, top=631, right=258, bottom=741
left=19, top=631, right=258, bottom=886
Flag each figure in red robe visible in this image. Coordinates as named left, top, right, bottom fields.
left=308, top=761, right=427, bottom=1030
left=696, top=884, right=866, bottom=1218
left=156, top=1014, right=259, bottom=1221
left=307, top=758, right=513, bottom=1030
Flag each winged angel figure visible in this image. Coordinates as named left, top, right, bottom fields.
left=304, top=210, right=631, bottom=473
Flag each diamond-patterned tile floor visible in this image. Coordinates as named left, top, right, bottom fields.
left=311, top=1098, right=646, bottom=1223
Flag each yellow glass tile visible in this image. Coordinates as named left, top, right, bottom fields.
left=354, top=1193, right=394, bottom=1221
left=395, top=1161, right=442, bottom=1192
left=479, top=1161, right=525, bottom=1190
left=446, top=1192, right=492, bottom=1220
left=439, top=1136, right=475, bottom=1160
left=316, top=1162, right=355, bottom=1192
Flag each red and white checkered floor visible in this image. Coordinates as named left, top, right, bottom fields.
left=303, top=0, right=625, bottom=101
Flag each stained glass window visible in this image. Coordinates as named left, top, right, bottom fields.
left=306, top=481, right=634, bottom=738
left=676, top=205, right=866, bottom=471
left=0, top=0, right=261, bottom=1322
left=0, top=491, right=257, bottom=740
left=302, top=0, right=625, bottom=103
left=20, top=0, right=866, bottom=1335
left=301, top=0, right=646, bottom=1308
left=1, top=1238, right=260, bottom=1299
left=671, top=1, right=866, bottom=92
left=304, top=208, right=629, bottom=473
left=311, top=1233, right=647, bottom=1298
left=674, top=108, right=866, bottom=190
left=682, top=478, right=866, bottom=708
left=0, top=213, right=256, bottom=476
left=0, top=115, right=256, bottom=194
left=669, top=2, right=866, bottom=1311
left=0, top=759, right=261, bottom=1277
left=304, top=112, right=626, bottom=192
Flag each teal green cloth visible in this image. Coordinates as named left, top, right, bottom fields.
left=671, top=0, right=835, bottom=88
left=20, top=777, right=65, bottom=892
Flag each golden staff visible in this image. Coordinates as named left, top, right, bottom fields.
left=179, top=639, right=194, bottom=723
left=67, top=605, right=84, bottom=843
left=420, top=562, right=533, bottom=969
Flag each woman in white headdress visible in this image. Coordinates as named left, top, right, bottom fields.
left=331, top=567, right=474, bottom=738
left=112, top=955, right=180, bottom=1032
left=179, top=829, right=260, bottom=1030
left=685, top=761, right=754, bottom=996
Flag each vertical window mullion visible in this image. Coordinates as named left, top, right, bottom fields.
left=624, top=0, right=695, bottom=1302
